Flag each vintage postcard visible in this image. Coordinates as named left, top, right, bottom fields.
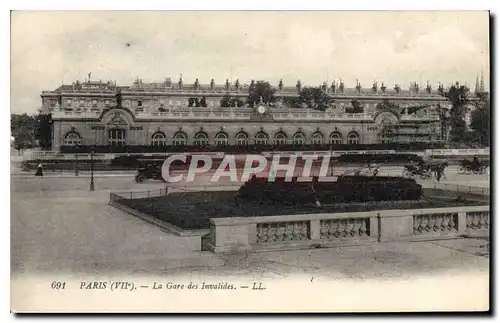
left=10, top=10, right=490, bottom=313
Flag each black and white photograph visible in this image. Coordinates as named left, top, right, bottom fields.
left=9, top=10, right=491, bottom=313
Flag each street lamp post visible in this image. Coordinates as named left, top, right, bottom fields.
left=90, top=149, right=95, bottom=191
left=75, top=152, right=79, bottom=176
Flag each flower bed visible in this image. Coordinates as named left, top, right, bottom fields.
left=115, top=190, right=484, bottom=230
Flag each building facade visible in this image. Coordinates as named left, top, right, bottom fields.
left=41, top=77, right=484, bottom=153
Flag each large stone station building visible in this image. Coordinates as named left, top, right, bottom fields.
left=40, top=76, right=485, bottom=153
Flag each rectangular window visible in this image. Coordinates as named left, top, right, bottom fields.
left=138, top=100, right=143, bottom=107
left=92, top=99, right=97, bottom=104
left=66, top=99, right=72, bottom=104
left=105, top=100, right=110, bottom=104
left=79, top=99, right=85, bottom=104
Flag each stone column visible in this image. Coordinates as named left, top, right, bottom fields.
left=52, top=120, right=62, bottom=152
left=310, top=220, right=321, bottom=240
left=457, top=212, right=467, bottom=235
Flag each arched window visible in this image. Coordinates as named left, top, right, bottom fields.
left=151, top=132, right=167, bottom=146
left=173, top=132, right=187, bottom=146
left=194, top=132, right=209, bottom=147
left=329, top=132, right=342, bottom=145
left=311, top=132, right=324, bottom=145
left=347, top=131, right=360, bottom=145
left=292, top=132, right=306, bottom=145
left=215, top=132, right=228, bottom=147
left=273, top=132, right=287, bottom=146
left=254, top=132, right=269, bottom=145
left=380, top=128, right=393, bottom=144
left=64, top=132, right=81, bottom=146
left=235, top=132, right=248, bottom=146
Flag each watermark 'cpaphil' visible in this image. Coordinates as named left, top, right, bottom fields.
left=161, top=154, right=338, bottom=183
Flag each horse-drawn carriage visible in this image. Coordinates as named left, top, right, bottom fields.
left=403, top=160, right=448, bottom=180
left=458, top=156, right=488, bottom=175
left=403, top=163, right=432, bottom=179
left=134, top=159, right=165, bottom=183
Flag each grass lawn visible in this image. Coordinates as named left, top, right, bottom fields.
left=116, top=190, right=487, bottom=230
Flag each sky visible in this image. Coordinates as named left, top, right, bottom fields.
left=10, top=11, right=490, bottom=114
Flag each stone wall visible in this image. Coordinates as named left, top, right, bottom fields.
left=207, top=205, right=490, bottom=253
left=54, top=120, right=382, bottom=146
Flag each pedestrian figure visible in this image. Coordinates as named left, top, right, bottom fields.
left=35, top=163, right=43, bottom=177
left=373, top=167, right=379, bottom=177
left=441, top=162, right=447, bottom=180
left=436, top=167, right=442, bottom=182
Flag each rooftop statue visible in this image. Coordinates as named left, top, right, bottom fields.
left=426, top=81, right=432, bottom=94
left=356, top=79, right=361, bottom=93
left=178, top=74, right=183, bottom=89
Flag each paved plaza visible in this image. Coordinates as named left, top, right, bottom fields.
left=11, top=166, right=490, bottom=311
left=12, top=165, right=489, bottom=273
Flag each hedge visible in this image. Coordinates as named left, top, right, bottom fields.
left=59, top=142, right=445, bottom=154
left=336, top=153, right=424, bottom=164
left=238, top=176, right=423, bottom=204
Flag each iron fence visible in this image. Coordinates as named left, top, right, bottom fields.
left=432, top=182, right=490, bottom=196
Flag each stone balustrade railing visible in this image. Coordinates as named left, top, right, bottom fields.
left=207, top=205, right=489, bottom=253
left=52, top=109, right=439, bottom=121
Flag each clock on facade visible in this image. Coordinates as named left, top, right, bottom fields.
left=257, top=105, right=266, bottom=114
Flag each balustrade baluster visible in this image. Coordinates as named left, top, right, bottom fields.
left=433, top=214, right=442, bottom=231
left=359, top=219, right=367, bottom=236
left=479, top=214, right=486, bottom=229
left=423, top=215, right=430, bottom=232
left=413, top=216, right=420, bottom=233
left=442, top=215, right=450, bottom=231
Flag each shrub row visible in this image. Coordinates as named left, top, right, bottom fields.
left=59, top=142, right=445, bottom=154
left=238, top=176, right=423, bottom=204
left=336, top=153, right=424, bottom=164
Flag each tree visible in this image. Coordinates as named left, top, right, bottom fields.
left=346, top=100, right=364, bottom=113
left=220, top=94, right=232, bottom=108
left=297, top=87, right=331, bottom=111
left=440, top=83, right=470, bottom=142
left=230, top=98, right=245, bottom=107
left=11, top=113, right=37, bottom=150
left=35, top=113, right=53, bottom=150
left=375, top=99, right=399, bottom=111
left=469, top=95, right=490, bottom=147
left=247, top=81, right=276, bottom=107
left=282, top=96, right=302, bottom=109
left=434, top=103, right=451, bottom=142
left=199, top=97, right=207, bottom=108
